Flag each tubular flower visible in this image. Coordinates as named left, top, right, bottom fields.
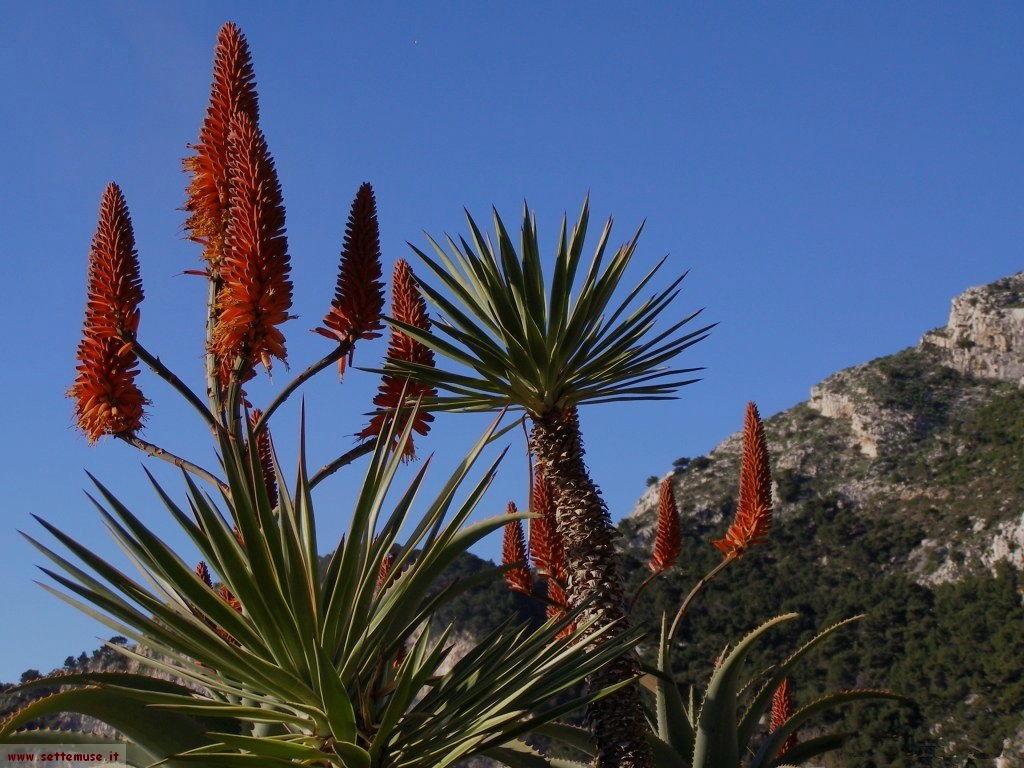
left=212, top=111, right=292, bottom=385
left=359, top=259, right=437, bottom=458
left=69, top=183, right=146, bottom=443
left=316, top=182, right=385, bottom=373
left=183, top=21, right=259, bottom=269
left=770, top=677, right=798, bottom=756
left=712, top=402, right=773, bottom=558
left=529, top=471, right=564, bottom=581
left=247, top=410, right=278, bottom=508
left=650, top=478, right=682, bottom=572
left=502, top=502, right=533, bottom=596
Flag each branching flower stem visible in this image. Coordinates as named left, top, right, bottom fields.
left=129, top=337, right=222, bottom=435
left=667, top=555, right=735, bottom=643
left=252, top=343, right=351, bottom=435
left=308, top=438, right=376, bottom=488
left=116, top=434, right=228, bottom=493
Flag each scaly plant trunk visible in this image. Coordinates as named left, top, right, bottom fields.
left=530, top=406, right=653, bottom=768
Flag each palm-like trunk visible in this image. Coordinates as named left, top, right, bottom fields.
left=530, top=406, right=652, bottom=768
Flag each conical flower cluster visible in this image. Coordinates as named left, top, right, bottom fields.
left=770, top=677, right=798, bottom=756
left=316, top=182, right=385, bottom=372
left=70, top=183, right=146, bottom=443
left=377, top=552, right=396, bottom=592
left=713, top=402, right=773, bottom=558
left=248, top=410, right=278, bottom=509
left=501, top=502, right=533, bottom=595
left=360, top=259, right=436, bottom=458
left=649, top=477, right=682, bottom=572
left=183, top=22, right=259, bottom=268
left=529, top=471, right=563, bottom=581
left=211, top=111, right=292, bottom=384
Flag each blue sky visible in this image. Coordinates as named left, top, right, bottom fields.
left=1, top=2, right=1020, bottom=680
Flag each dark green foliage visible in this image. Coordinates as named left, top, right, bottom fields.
left=689, top=457, right=713, bottom=472
left=623, top=488, right=1024, bottom=767
left=870, top=349, right=962, bottom=427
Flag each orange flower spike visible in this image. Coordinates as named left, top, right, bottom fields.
left=712, top=402, right=773, bottom=558
left=376, top=552, right=396, bottom=591
left=69, top=183, right=146, bottom=443
left=183, top=22, right=259, bottom=268
left=770, top=677, right=798, bottom=756
left=212, top=110, right=292, bottom=385
left=195, top=561, right=213, bottom=588
left=501, top=502, right=533, bottom=596
left=650, top=477, right=683, bottom=572
left=218, top=584, right=243, bottom=614
left=248, top=410, right=278, bottom=509
left=316, top=182, right=386, bottom=372
left=359, top=259, right=437, bottom=458
left=529, top=471, right=563, bottom=580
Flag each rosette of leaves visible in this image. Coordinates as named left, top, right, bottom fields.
left=2, top=414, right=637, bottom=768
left=530, top=614, right=909, bottom=768
left=378, top=198, right=713, bottom=767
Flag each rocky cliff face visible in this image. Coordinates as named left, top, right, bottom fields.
left=920, top=272, right=1024, bottom=387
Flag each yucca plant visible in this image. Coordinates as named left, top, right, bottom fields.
left=2, top=22, right=641, bottom=768
left=379, top=200, right=713, bottom=767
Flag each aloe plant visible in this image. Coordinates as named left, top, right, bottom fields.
left=3, top=412, right=637, bottom=767
left=2, top=22, right=641, bottom=767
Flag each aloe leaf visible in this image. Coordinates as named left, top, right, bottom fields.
left=655, top=614, right=694, bottom=759
left=315, top=647, right=356, bottom=743
left=530, top=722, right=593, bottom=757
left=645, top=732, right=688, bottom=768
left=0, top=687, right=217, bottom=760
left=749, top=690, right=912, bottom=768
left=767, top=732, right=849, bottom=767
left=737, top=615, right=864, bottom=748
left=692, top=613, right=799, bottom=768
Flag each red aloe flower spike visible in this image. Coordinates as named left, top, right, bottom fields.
left=650, top=477, right=683, bottom=572
left=377, top=552, right=396, bottom=591
left=183, top=22, right=259, bottom=269
left=529, top=470, right=564, bottom=581
left=770, top=677, right=798, bottom=756
left=712, top=402, right=773, bottom=558
left=195, top=561, right=213, bottom=588
left=218, top=584, right=243, bottom=614
left=69, top=183, right=147, bottom=444
left=358, top=259, right=437, bottom=459
left=316, top=182, right=386, bottom=373
left=502, top=503, right=533, bottom=596
left=212, top=110, right=292, bottom=385
left=247, top=409, right=278, bottom=508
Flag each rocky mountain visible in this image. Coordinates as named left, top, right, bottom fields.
left=623, top=271, right=1024, bottom=765
left=5, top=273, right=1023, bottom=767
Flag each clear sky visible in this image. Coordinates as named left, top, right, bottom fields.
left=1, top=2, right=1020, bottom=681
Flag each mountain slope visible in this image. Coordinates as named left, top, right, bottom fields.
left=622, top=272, right=1024, bottom=765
